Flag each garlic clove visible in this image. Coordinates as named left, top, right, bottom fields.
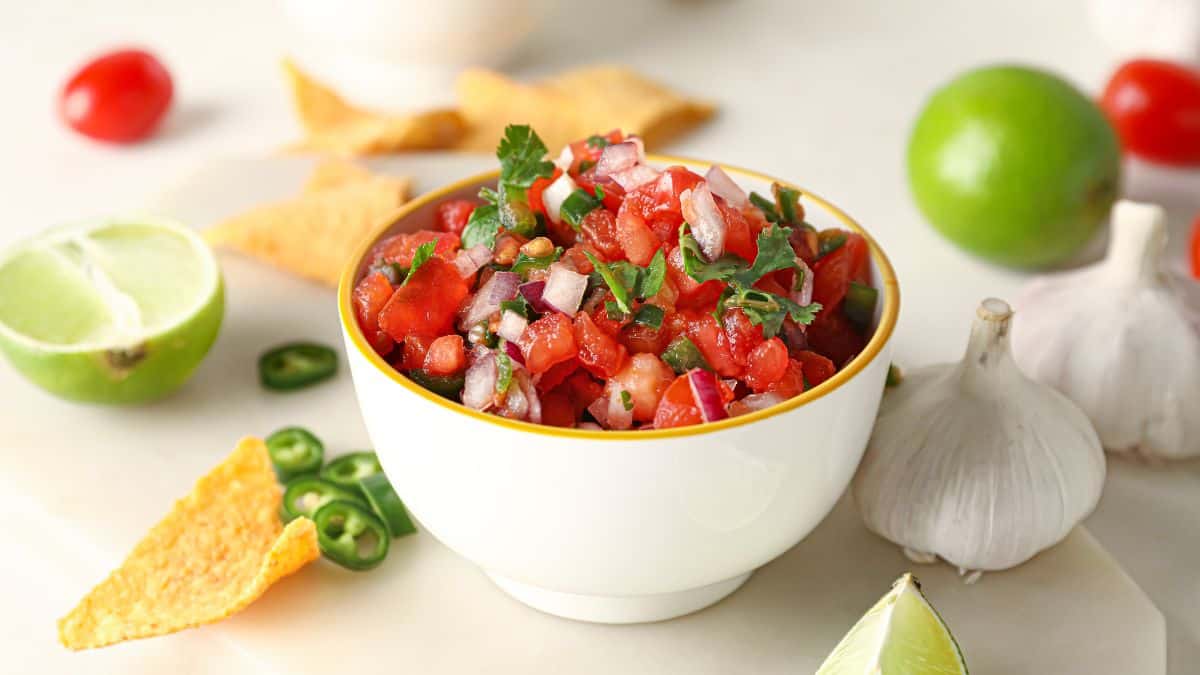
left=1013, top=200, right=1200, bottom=459
left=853, top=298, right=1105, bottom=575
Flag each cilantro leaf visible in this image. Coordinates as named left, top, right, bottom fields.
left=731, top=225, right=800, bottom=287
left=640, top=249, right=666, bottom=298
left=560, top=188, right=603, bottom=230
left=497, top=124, right=554, bottom=199
left=620, top=390, right=634, bottom=411
left=586, top=134, right=610, bottom=149
left=678, top=226, right=751, bottom=282
left=722, top=286, right=822, bottom=338
left=749, top=192, right=782, bottom=223
left=478, top=186, right=501, bottom=205
left=402, top=242, right=437, bottom=286
left=632, top=303, right=665, bottom=329
left=585, top=251, right=635, bottom=313
left=461, top=204, right=502, bottom=249
left=585, top=251, right=666, bottom=314
left=500, top=296, right=532, bottom=319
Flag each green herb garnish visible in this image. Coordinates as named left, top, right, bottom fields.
left=586, top=134, right=610, bottom=149
left=577, top=159, right=595, bottom=174
left=497, top=124, right=554, bottom=201
left=461, top=203, right=502, bottom=249
left=661, top=336, right=710, bottom=374
left=402, top=242, right=436, bottom=286
left=560, top=188, right=604, bottom=230
left=620, top=390, right=634, bottom=411
left=605, top=301, right=627, bottom=321
left=584, top=249, right=667, bottom=314
left=500, top=296, right=532, bottom=319
left=632, top=303, right=665, bottom=329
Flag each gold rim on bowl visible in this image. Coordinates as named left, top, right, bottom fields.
left=338, top=155, right=900, bottom=441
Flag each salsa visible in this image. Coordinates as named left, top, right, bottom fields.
left=353, top=125, right=877, bottom=430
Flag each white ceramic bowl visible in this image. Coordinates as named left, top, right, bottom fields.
left=339, top=157, right=900, bottom=623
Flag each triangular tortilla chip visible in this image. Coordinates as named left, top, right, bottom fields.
left=303, top=157, right=374, bottom=194
left=284, top=59, right=466, bottom=154
left=58, top=438, right=320, bottom=650
left=456, top=65, right=715, bottom=153
left=205, top=170, right=409, bottom=286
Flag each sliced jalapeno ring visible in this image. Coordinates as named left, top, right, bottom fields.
left=259, top=342, right=338, bottom=391
left=281, top=476, right=364, bottom=522
left=359, top=473, right=417, bottom=538
left=320, top=451, right=383, bottom=494
left=313, top=499, right=390, bottom=571
left=265, top=427, right=325, bottom=480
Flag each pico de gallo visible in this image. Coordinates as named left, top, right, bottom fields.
left=353, top=125, right=878, bottom=430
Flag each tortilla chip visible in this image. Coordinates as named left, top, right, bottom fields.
left=58, top=438, right=320, bottom=650
left=205, top=170, right=409, bottom=286
left=456, top=65, right=715, bottom=153
left=303, top=157, right=374, bottom=194
left=284, top=59, right=466, bottom=154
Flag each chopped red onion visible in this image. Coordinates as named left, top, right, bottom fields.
left=500, top=377, right=529, bottom=420
left=516, top=370, right=541, bottom=424
left=586, top=396, right=609, bottom=427
left=460, top=271, right=520, bottom=330
left=497, top=310, right=528, bottom=343
left=792, top=258, right=814, bottom=306
left=542, top=263, right=588, bottom=314
left=705, top=165, right=748, bottom=209
left=541, top=173, right=579, bottom=224
left=681, top=184, right=727, bottom=261
left=519, top=280, right=553, bottom=314
left=454, top=244, right=493, bottom=278
left=503, top=337, right=526, bottom=365
left=553, top=144, right=574, bottom=171
left=605, top=386, right=634, bottom=430
left=688, top=368, right=729, bottom=422
left=626, top=135, right=646, bottom=161
left=610, top=164, right=661, bottom=191
left=595, top=141, right=641, bottom=177
left=577, top=422, right=603, bottom=431
left=462, top=349, right=497, bottom=410
left=727, top=392, right=784, bottom=417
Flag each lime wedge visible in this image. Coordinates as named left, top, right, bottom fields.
left=0, top=218, right=223, bottom=404
left=817, top=574, right=968, bottom=675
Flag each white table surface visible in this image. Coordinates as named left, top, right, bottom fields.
left=1, top=0, right=1198, bottom=672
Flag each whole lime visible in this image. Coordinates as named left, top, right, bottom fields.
left=0, top=218, right=223, bottom=404
left=907, top=65, right=1121, bottom=268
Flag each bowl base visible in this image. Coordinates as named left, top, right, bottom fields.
left=486, top=571, right=753, bottom=624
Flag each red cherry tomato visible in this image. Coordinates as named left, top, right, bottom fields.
left=1099, top=59, right=1200, bottom=166
left=59, top=49, right=173, bottom=143
left=1190, top=214, right=1200, bottom=280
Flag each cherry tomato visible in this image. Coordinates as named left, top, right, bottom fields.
left=59, top=49, right=173, bottom=143
left=1099, top=59, right=1200, bottom=166
left=1191, top=214, right=1200, bottom=280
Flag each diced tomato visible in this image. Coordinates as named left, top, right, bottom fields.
left=790, top=225, right=820, bottom=264
left=520, top=312, right=578, bottom=374
left=653, top=373, right=703, bottom=429
left=539, top=387, right=577, bottom=428
left=722, top=308, right=765, bottom=368
left=615, top=210, right=661, bottom=266
left=744, top=338, right=789, bottom=392
left=606, top=353, right=674, bottom=422
left=536, top=357, right=580, bottom=393
left=398, top=335, right=434, bottom=371
left=567, top=129, right=624, bottom=174
left=564, top=370, right=604, bottom=418
left=527, top=168, right=562, bottom=216
left=580, top=208, right=623, bottom=261
left=622, top=320, right=670, bottom=355
left=807, top=309, right=868, bottom=367
left=379, top=257, right=470, bottom=340
left=719, top=200, right=757, bottom=262
left=621, top=166, right=705, bottom=243
left=796, top=350, right=836, bottom=388
left=353, top=271, right=395, bottom=356
left=574, top=312, right=629, bottom=378
left=561, top=244, right=595, bottom=274
left=423, top=335, right=466, bottom=375
left=587, top=292, right=626, bottom=336
left=574, top=168, right=626, bottom=212
left=681, top=309, right=740, bottom=377
left=434, top=200, right=476, bottom=235
left=767, top=359, right=805, bottom=398
left=667, top=244, right=723, bottom=308
left=374, top=230, right=462, bottom=268
left=812, top=232, right=869, bottom=309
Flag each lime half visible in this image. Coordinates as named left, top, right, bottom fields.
left=817, top=574, right=968, bottom=675
left=0, top=218, right=223, bottom=404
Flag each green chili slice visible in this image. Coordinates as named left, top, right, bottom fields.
left=844, top=281, right=878, bottom=329
left=281, top=476, right=365, bottom=522
left=359, top=473, right=417, bottom=538
left=661, top=336, right=711, bottom=374
left=407, top=369, right=465, bottom=399
left=313, top=500, right=390, bottom=571
left=265, top=426, right=325, bottom=480
left=259, top=342, right=338, bottom=391
left=320, top=451, right=383, bottom=495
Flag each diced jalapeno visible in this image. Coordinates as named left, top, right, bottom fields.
left=407, top=369, right=465, bottom=399
left=359, top=473, right=417, bottom=538
left=500, top=199, right=539, bottom=238
left=817, top=230, right=847, bottom=259
left=313, top=500, right=390, bottom=571
left=772, top=183, right=804, bottom=224
left=259, top=342, right=338, bottom=391
left=661, top=336, right=711, bottom=374
left=281, top=476, right=365, bottom=522
left=320, top=451, right=383, bottom=496
left=265, top=426, right=325, bottom=480
left=844, top=281, right=878, bottom=328
left=886, top=363, right=903, bottom=388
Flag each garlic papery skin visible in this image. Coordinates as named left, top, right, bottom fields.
left=1013, top=200, right=1200, bottom=460
left=853, top=299, right=1106, bottom=575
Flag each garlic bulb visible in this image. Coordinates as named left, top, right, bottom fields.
left=853, top=299, right=1105, bottom=576
left=1013, top=200, right=1200, bottom=459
